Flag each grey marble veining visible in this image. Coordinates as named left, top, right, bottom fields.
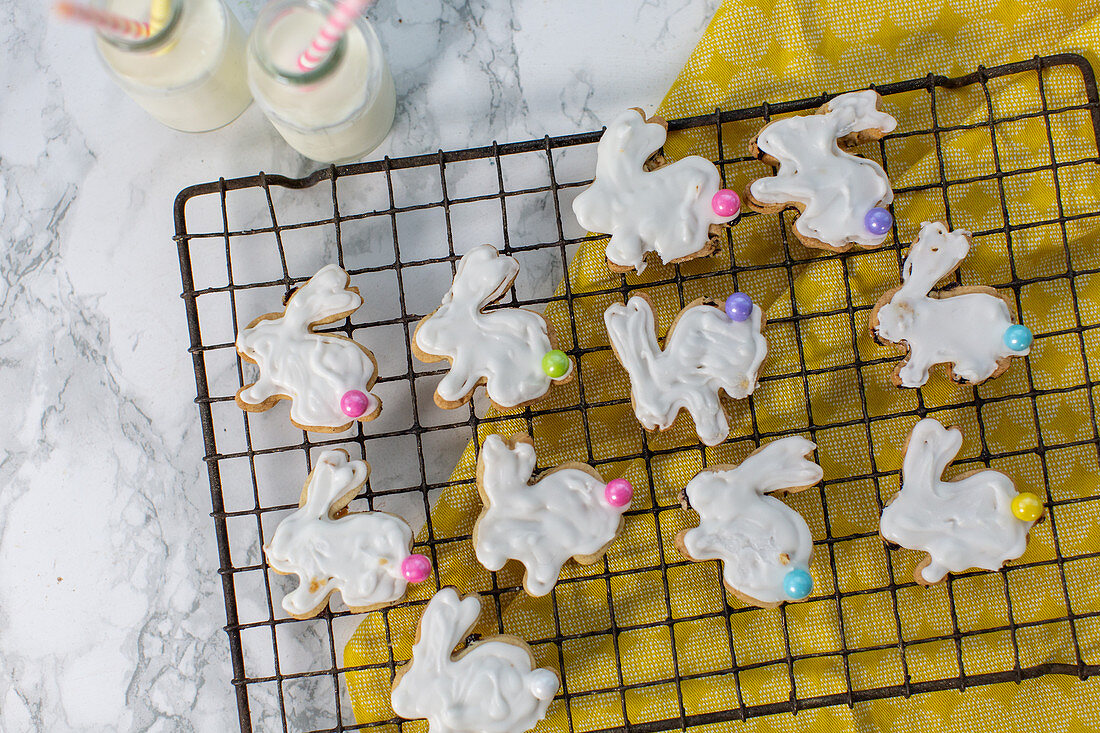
left=0, top=0, right=722, bottom=729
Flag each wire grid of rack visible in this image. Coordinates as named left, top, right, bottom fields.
left=176, top=54, right=1100, bottom=733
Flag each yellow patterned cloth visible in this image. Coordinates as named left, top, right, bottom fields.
left=346, top=1, right=1100, bottom=730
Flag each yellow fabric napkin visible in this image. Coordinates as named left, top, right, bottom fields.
left=346, top=1, right=1100, bottom=729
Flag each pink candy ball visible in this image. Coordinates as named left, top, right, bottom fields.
left=711, top=189, right=741, bottom=218
left=605, top=478, right=633, bottom=507
left=340, top=390, right=371, bottom=418
left=401, top=554, right=432, bottom=583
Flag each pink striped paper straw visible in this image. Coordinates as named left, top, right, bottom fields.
left=296, top=0, right=370, bottom=73
left=54, top=2, right=151, bottom=40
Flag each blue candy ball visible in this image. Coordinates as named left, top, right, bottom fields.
left=724, top=292, right=753, bottom=322
left=783, top=568, right=813, bottom=600
left=1004, top=324, right=1033, bottom=352
left=864, top=207, right=893, bottom=236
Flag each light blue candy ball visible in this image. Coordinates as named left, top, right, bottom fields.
left=1003, top=324, right=1033, bottom=352
left=784, top=568, right=813, bottom=600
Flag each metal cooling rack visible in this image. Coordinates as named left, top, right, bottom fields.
left=176, top=54, right=1100, bottom=733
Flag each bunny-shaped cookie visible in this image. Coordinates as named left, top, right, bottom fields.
left=413, top=245, right=573, bottom=409
left=603, top=293, right=768, bottom=446
left=572, top=109, right=741, bottom=273
left=747, top=90, right=896, bottom=251
left=236, top=264, right=381, bottom=432
left=391, top=587, right=559, bottom=733
left=473, top=434, right=632, bottom=597
left=263, top=449, right=431, bottom=619
left=870, top=222, right=1032, bottom=388
left=676, top=437, right=824, bottom=607
left=880, top=418, right=1043, bottom=585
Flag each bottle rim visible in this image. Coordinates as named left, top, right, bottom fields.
left=96, top=0, right=184, bottom=52
left=250, top=0, right=353, bottom=86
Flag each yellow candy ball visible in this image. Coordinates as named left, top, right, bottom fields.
left=1011, top=492, right=1044, bottom=522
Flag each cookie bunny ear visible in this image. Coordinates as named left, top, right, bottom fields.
left=302, top=450, right=370, bottom=517
left=902, top=419, right=963, bottom=491
left=597, top=109, right=667, bottom=173
left=478, top=435, right=536, bottom=502
left=416, top=588, right=479, bottom=665
left=283, top=264, right=362, bottom=327
left=825, top=90, right=897, bottom=138
left=740, top=437, right=823, bottom=495
left=447, top=245, right=519, bottom=308
left=900, top=222, right=971, bottom=296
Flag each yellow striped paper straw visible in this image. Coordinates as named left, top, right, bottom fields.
left=148, top=0, right=171, bottom=34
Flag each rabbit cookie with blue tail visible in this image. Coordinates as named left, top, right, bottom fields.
left=870, top=221, right=1033, bottom=387
left=880, top=418, right=1043, bottom=585
left=413, top=245, right=573, bottom=410
left=746, top=90, right=896, bottom=251
left=676, top=437, right=824, bottom=608
left=263, top=449, right=431, bottom=619
left=391, top=587, right=559, bottom=733
left=235, top=264, right=381, bottom=432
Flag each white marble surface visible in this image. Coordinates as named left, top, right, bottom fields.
left=0, top=0, right=722, bottom=729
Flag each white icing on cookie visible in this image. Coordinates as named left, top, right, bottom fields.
left=603, top=295, right=767, bottom=446
left=391, top=587, right=559, bottom=733
left=679, top=437, right=823, bottom=605
left=236, top=264, right=379, bottom=431
left=474, top=434, right=630, bottom=597
left=263, top=449, right=417, bottom=618
left=414, top=245, right=571, bottom=409
left=880, top=418, right=1034, bottom=584
left=873, top=221, right=1029, bottom=387
left=749, top=90, right=896, bottom=250
left=572, top=109, right=738, bottom=273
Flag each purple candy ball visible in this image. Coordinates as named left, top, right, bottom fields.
left=865, top=207, right=893, bottom=236
left=724, top=292, right=753, bottom=322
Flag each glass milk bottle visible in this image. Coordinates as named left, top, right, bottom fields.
left=95, top=0, right=252, bottom=132
left=247, top=0, right=396, bottom=164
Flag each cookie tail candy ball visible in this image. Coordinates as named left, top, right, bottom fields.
left=527, top=669, right=560, bottom=701
left=341, top=389, right=371, bottom=418
left=1011, top=492, right=1044, bottom=522
left=1003, top=324, right=1033, bottom=352
left=864, top=206, right=893, bottom=236
left=400, top=554, right=432, bottom=583
left=604, top=478, right=633, bottom=507
left=541, top=349, right=571, bottom=378
left=783, top=567, right=813, bottom=600
left=711, top=189, right=741, bottom=218
left=724, top=292, right=753, bottom=322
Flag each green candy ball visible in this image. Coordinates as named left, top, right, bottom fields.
left=542, top=350, right=570, bottom=378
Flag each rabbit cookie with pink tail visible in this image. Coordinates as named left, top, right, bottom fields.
left=235, top=264, right=381, bottom=432
left=870, top=222, right=1032, bottom=387
left=747, top=90, right=896, bottom=251
left=474, top=434, right=633, bottom=596
left=413, top=245, right=573, bottom=410
left=604, top=292, right=767, bottom=446
left=572, top=108, right=742, bottom=274
left=881, top=418, right=1043, bottom=585
left=391, top=587, right=559, bottom=733
left=263, top=449, right=431, bottom=619
left=676, top=437, right=824, bottom=608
